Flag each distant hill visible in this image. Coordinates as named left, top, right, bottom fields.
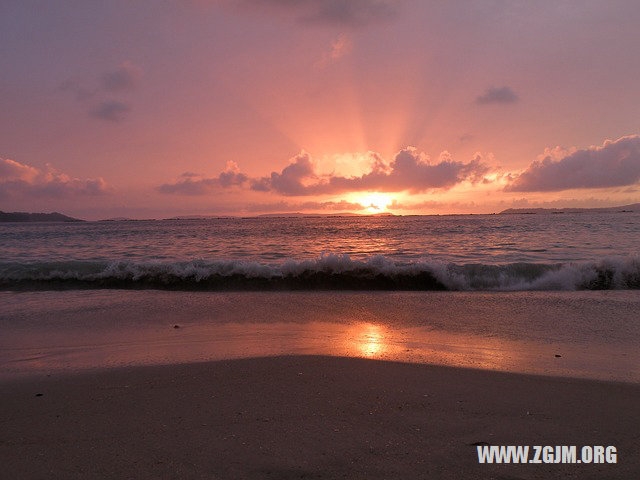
left=0, top=211, right=83, bottom=222
left=499, top=203, right=640, bottom=214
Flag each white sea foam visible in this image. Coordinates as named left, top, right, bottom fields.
left=1, top=254, right=639, bottom=291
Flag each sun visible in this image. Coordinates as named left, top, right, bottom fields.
left=356, top=192, right=393, bottom=213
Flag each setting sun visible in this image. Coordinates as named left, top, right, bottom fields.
left=353, top=192, right=394, bottom=213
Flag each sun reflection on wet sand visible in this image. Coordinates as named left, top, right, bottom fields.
left=2, top=320, right=639, bottom=383
left=352, top=323, right=387, bottom=357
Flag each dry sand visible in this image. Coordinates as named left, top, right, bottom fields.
left=1, top=355, right=638, bottom=479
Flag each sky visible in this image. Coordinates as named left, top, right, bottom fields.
left=1, top=0, right=640, bottom=219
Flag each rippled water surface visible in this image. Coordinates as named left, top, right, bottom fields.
left=2, top=213, right=639, bottom=263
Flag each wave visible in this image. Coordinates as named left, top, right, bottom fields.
left=0, top=255, right=639, bottom=291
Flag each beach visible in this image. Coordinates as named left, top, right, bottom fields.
left=2, top=290, right=639, bottom=479
left=2, top=355, right=638, bottom=479
left=2, top=216, right=639, bottom=479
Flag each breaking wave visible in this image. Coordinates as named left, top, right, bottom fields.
left=1, top=254, right=639, bottom=291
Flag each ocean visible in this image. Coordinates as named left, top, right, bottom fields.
left=1, top=213, right=640, bottom=291
left=1, top=213, right=639, bottom=381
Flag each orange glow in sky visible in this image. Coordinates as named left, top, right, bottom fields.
left=1, top=2, right=640, bottom=219
left=352, top=193, right=394, bottom=213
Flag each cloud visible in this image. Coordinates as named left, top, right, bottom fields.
left=235, top=0, right=399, bottom=27
left=61, top=62, right=142, bottom=121
left=476, top=86, right=519, bottom=105
left=90, top=100, right=132, bottom=122
left=0, top=158, right=110, bottom=199
left=59, top=79, right=96, bottom=101
left=157, top=161, right=248, bottom=194
left=244, top=199, right=367, bottom=213
left=156, top=148, right=490, bottom=197
left=387, top=199, right=480, bottom=212
left=316, top=34, right=352, bottom=67
left=101, top=61, right=143, bottom=92
left=505, top=135, right=640, bottom=192
left=251, top=148, right=490, bottom=196
left=250, top=151, right=319, bottom=195
left=0, top=158, right=39, bottom=182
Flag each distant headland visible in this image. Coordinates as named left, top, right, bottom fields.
left=0, top=211, right=83, bottom=222
left=499, top=203, right=640, bottom=214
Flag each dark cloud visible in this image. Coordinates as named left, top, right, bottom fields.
left=61, top=62, right=141, bottom=122
left=90, top=100, right=131, bottom=122
left=101, top=61, right=142, bottom=92
left=0, top=158, right=110, bottom=199
left=157, top=162, right=248, bottom=194
left=476, top=86, right=519, bottom=105
left=59, top=79, right=96, bottom=101
left=236, top=0, right=399, bottom=27
left=251, top=148, right=490, bottom=196
left=156, top=148, right=489, bottom=197
left=458, top=133, right=474, bottom=143
left=505, top=135, right=640, bottom=192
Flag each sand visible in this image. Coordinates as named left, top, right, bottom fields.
left=1, top=355, right=638, bottom=479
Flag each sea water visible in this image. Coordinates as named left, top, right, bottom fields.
left=1, top=214, right=639, bottom=380
left=1, top=213, right=640, bottom=290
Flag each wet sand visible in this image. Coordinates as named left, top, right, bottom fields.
left=1, top=355, right=638, bottom=479
left=3, top=290, right=640, bottom=383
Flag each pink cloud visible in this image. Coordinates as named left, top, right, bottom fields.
left=506, top=135, right=640, bottom=192
left=157, top=161, right=248, bottom=195
left=0, top=158, right=110, bottom=199
left=316, top=34, right=352, bottom=67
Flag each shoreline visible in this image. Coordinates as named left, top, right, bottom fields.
left=2, top=355, right=638, bottom=479
left=3, top=289, right=639, bottom=383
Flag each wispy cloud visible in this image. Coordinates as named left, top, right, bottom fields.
left=244, top=199, right=367, bottom=213
left=316, top=34, right=352, bottom=67
left=101, top=61, right=143, bottom=92
left=232, top=0, right=400, bottom=27
left=90, top=100, right=132, bottom=122
left=60, top=61, right=142, bottom=122
left=505, top=135, right=640, bottom=192
left=476, top=86, right=519, bottom=105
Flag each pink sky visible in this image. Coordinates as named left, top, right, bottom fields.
left=1, top=0, right=640, bottom=219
